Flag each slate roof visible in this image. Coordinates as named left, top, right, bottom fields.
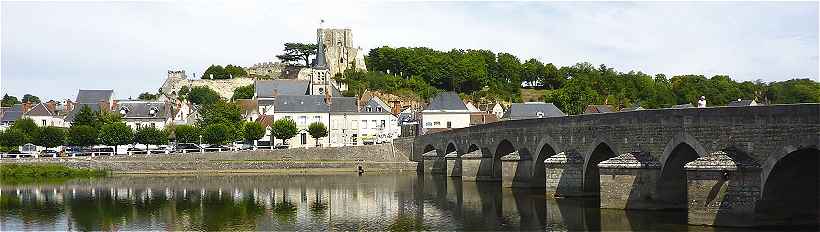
left=24, top=103, right=53, bottom=116
left=360, top=96, right=391, bottom=115
left=584, top=105, right=614, bottom=114
left=503, top=102, right=565, bottom=120
left=274, top=95, right=326, bottom=113
left=76, top=90, right=113, bottom=104
left=0, top=110, right=22, bottom=123
left=116, top=101, right=168, bottom=119
left=727, top=100, right=757, bottom=107
left=424, top=92, right=468, bottom=111
left=330, top=97, right=358, bottom=113
left=255, top=80, right=309, bottom=98
left=64, top=103, right=102, bottom=122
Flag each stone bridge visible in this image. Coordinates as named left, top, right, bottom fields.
left=412, top=104, right=819, bottom=227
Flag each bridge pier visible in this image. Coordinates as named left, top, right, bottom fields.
left=459, top=152, right=482, bottom=181
left=598, top=151, right=662, bottom=209
left=445, top=152, right=461, bottom=177
left=544, top=152, right=586, bottom=197
left=421, top=153, right=447, bottom=175
left=685, top=150, right=761, bottom=227
left=500, top=152, right=534, bottom=188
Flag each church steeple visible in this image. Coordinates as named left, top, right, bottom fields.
left=313, top=28, right=329, bottom=70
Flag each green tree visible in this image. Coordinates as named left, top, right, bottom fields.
left=188, top=86, right=221, bottom=105
left=197, top=100, right=243, bottom=138
left=232, top=84, right=255, bottom=100
left=521, top=58, right=545, bottom=87
left=98, top=123, right=134, bottom=154
left=11, top=118, right=39, bottom=143
left=35, top=126, right=66, bottom=149
left=67, top=125, right=98, bottom=147
left=0, top=129, right=27, bottom=152
left=72, top=105, right=99, bottom=128
left=137, top=92, right=159, bottom=100
left=202, top=123, right=232, bottom=145
left=276, top=43, right=318, bottom=66
left=271, top=118, right=298, bottom=145
left=307, top=122, right=328, bottom=146
left=1, top=94, right=20, bottom=107
left=178, top=86, right=190, bottom=101
left=766, top=79, right=820, bottom=104
left=134, top=127, right=168, bottom=149
left=243, top=121, right=265, bottom=147
left=174, top=125, right=201, bottom=143
left=21, top=94, right=41, bottom=104
left=97, top=110, right=122, bottom=129
left=224, top=64, right=248, bottom=78
left=202, top=65, right=225, bottom=79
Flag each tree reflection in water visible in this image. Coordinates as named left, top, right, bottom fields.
left=0, top=174, right=797, bottom=231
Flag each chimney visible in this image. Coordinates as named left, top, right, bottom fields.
left=46, top=100, right=57, bottom=113
left=111, top=100, right=119, bottom=112
left=22, top=102, right=32, bottom=113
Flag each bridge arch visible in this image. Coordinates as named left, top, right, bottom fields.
left=494, top=139, right=517, bottom=159
left=445, top=142, right=458, bottom=156
left=422, top=144, right=438, bottom=156
left=583, top=142, right=617, bottom=195
left=657, top=133, right=707, bottom=209
left=467, top=144, right=480, bottom=154
left=531, top=136, right=561, bottom=188
left=757, top=147, right=819, bottom=225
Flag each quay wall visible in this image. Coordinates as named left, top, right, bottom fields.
left=0, top=143, right=417, bottom=174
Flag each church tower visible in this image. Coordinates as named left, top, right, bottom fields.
left=310, top=28, right=331, bottom=96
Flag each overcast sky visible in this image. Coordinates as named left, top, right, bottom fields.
left=2, top=0, right=818, bottom=101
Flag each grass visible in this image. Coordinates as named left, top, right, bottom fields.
left=520, top=88, right=549, bottom=102
left=0, top=164, right=109, bottom=184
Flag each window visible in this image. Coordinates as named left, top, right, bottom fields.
left=313, top=115, right=321, bottom=123
left=136, top=123, right=142, bottom=129
left=41, top=120, right=47, bottom=126
left=298, top=116, right=307, bottom=125
left=284, top=116, right=292, bottom=120
left=300, top=133, right=307, bottom=145
left=371, top=120, right=377, bottom=129
left=425, top=122, right=432, bottom=127
left=433, top=121, right=441, bottom=126
left=366, top=106, right=372, bottom=112
left=380, top=120, right=385, bottom=128
left=447, top=121, right=452, bottom=128
left=362, top=120, right=368, bottom=129
left=151, top=123, right=156, bottom=128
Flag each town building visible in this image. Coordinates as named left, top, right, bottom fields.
left=115, top=100, right=172, bottom=130
left=357, top=96, right=400, bottom=144
left=421, top=92, right=471, bottom=134
left=23, top=102, right=67, bottom=127
left=621, top=106, right=645, bottom=112
left=64, top=89, right=115, bottom=125
left=502, top=102, right=565, bottom=120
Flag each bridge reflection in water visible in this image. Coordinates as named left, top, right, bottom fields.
left=0, top=174, right=810, bottom=231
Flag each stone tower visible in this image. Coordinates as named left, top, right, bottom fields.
left=159, top=69, right=189, bottom=101
left=318, top=28, right=367, bottom=79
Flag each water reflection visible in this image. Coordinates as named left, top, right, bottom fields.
left=0, top=174, right=788, bottom=231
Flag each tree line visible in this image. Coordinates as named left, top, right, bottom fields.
left=360, top=46, right=820, bottom=114
left=2, top=94, right=42, bottom=107
left=201, top=64, right=248, bottom=79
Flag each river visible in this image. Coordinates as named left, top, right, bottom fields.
left=0, top=174, right=807, bottom=231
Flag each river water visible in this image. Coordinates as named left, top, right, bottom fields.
left=0, top=174, right=804, bottom=231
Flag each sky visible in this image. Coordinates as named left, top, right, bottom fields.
left=2, top=0, right=818, bottom=101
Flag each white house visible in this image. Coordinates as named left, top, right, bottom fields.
left=116, top=100, right=171, bottom=130
left=23, top=102, right=67, bottom=127
left=421, top=92, right=471, bottom=133
left=357, top=96, right=400, bottom=144
left=271, top=95, right=334, bottom=148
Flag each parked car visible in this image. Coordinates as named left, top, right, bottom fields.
left=273, top=143, right=289, bottom=149
left=174, top=143, right=202, bottom=153
left=42, top=149, right=59, bottom=157
left=127, top=147, right=147, bottom=154
left=204, top=144, right=228, bottom=152
left=66, top=147, right=89, bottom=156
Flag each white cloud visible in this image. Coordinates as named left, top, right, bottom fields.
left=1, top=1, right=817, bottom=100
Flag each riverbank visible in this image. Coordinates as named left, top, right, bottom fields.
left=0, top=142, right=417, bottom=174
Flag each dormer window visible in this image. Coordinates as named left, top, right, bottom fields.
left=149, top=107, right=159, bottom=117
left=366, top=106, right=372, bottom=112
left=119, top=106, right=129, bottom=115
left=536, top=112, right=545, bottom=118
